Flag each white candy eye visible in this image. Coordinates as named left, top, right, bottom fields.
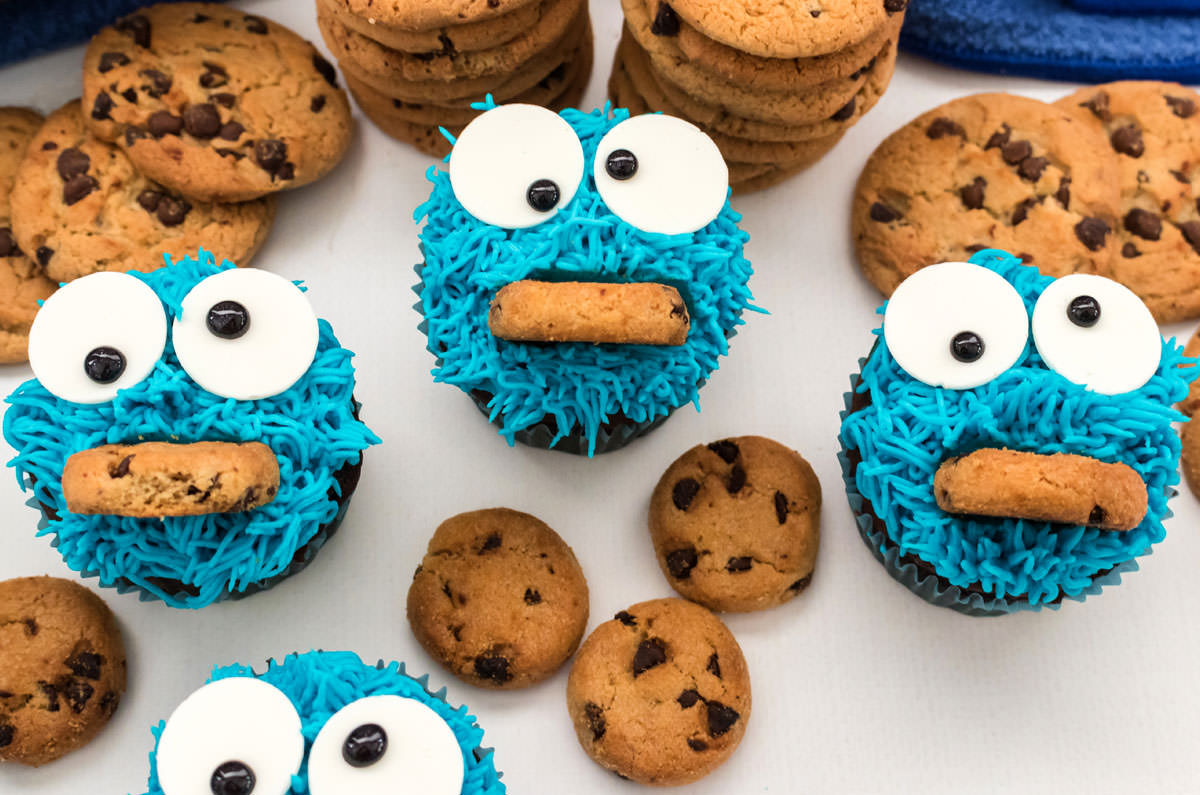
left=593, top=114, right=728, bottom=235
left=1031, top=273, right=1161, bottom=394
left=883, top=261, right=1029, bottom=389
left=449, top=104, right=584, bottom=229
left=308, top=695, right=465, bottom=795
left=155, top=677, right=304, bottom=795
left=28, top=271, right=166, bottom=404
left=173, top=268, right=319, bottom=401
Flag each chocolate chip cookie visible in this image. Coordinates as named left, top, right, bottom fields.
left=853, top=93, right=1123, bottom=295
left=1056, top=82, right=1200, bottom=323
left=81, top=3, right=353, bottom=202
left=317, top=0, right=543, bottom=54
left=327, top=0, right=542, bottom=33
left=566, top=597, right=751, bottom=785
left=9, top=101, right=274, bottom=283
left=0, top=107, right=56, bottom=364
left=649, top=436, right=821, bottom=612
left=0, top=576, right=126, bottom=767
left=407, top=508, right=589, bottom=690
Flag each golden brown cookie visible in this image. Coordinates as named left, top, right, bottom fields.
left=1180, top=417, right=1200, bottom=499
left=853, top=93, right=1123, bottom=296
left=566, top=597, right=750, bottom=785
left=9, top=101, right=274, bottom=283
left=0, top=576, right=126, bottom=767
left=317, top=0, right=543, bottom=54
left=0, top=107, right=56, bottom=364
left=61, top=441, right=280, bottom=518
left=407, top=508, right=589, bottom=690
left=81, top=3, right=354, bottom=202
left=1179, top=325, right=1200, bottom=417
left=649, top=436, right=821, bottom=612
left=489, top=280, right=690, bottom=345
left=325, top=0, right=542, bottom=32
left=1055, top=82, right=1200, bottom=323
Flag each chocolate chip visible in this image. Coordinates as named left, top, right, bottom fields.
left=219, top=121, right=244, bottom=141
left=215, top=148, right=244, bottom=160
left=139, top=68, right=171, bottom=97
left=98, top=51, right=129, bottom=73
left=651, top=2, right=680, bottom=35
left=311, top=95, right=326, bottom=113
left=925, top=117, right=965, bottom=139
left=38, top=681, right=59, bottom=712
left=677, top=689, right=701, bottom=708
left=63, top=174, right=98, bottom=205
left=707, top=440, right=739, bottom=463
left=869, top=202, right=901, bottom=223
left=1011, top=196, right=1040, bottom=226
left=121, top=88, right=138, bottom=103
left=584, top=702, right=606, bottom=740
left=480, top=533, right=501, bottom=552
left=473, top=654, right=512, bottom=684
left=55, top=148, right=90, bottom=181
left=199, top=61, right=227, bottom=88
left=91, top=91, right=114, bottom=120
left=726, top=556, right=752, bottom=573
left=98, top=690, right=119, bottom=716
left=1166, top=95, right=1196, bottom=118
left=23, top=618, right=37, bottom=636
left=124, top=126, right=148, bottom=146
left=136, top=190, right=162, bottom=212
left=1088, top=505, right=1106, bottom=525
left=665, top=546, right=698, bottom=579
left=884, top=0, right=908, bottom=12
left=984, top=124, right=1011, bottom=150
left=192, top=13, right=210, bottom=22
left=959, top=176, right=986, bottom=210
left=275, top=162, right=295, bottom=180
left=254, top=138, right=290, bottom=176
left=1181, top=221, right=1200, bottom=255
left=706, top=653, right=721, bottom=678
left=147, top=110, right=183, bottom=137
left=1018, top=253, right=1035, bottom=264
left=1122, top=242, right=1141, bottom=258
left=1080, top=91, right=1111, bottom=121
left=0, top=227, right=16, bottom=257
left=632, top=638, right=667, bottom=676
left=688, top=738, right=709, bottom=751
left=115, top=14, right=151, bottom=48
left=65, top=679, right=94, bottom=713
left=1075, top=217, right=1110, bottom=251
left=1171, top=170, right=1191, bottom=184
left=848, top=55, right=877, bottom=81
left=1055, top=177, right=1071, bottom=209
left=313, top=53, right=338, bottom=87
left=1124, top=208, right=1162, bottom=241
left=789, top=574, right=812, bottom=592
left=0, top=724, right=12, bottom=747
left=244, top=15, right=268, bottom=34
left=614, top=610, right=636, bottom=626
left=211, top=92, right=236, bottom=108
left=672, top=478, right=700, bottom=510
left=773, top=491, right=789, bottom=524
left=1001, top=140, right=1032, bottom=165
left=1018, top=156, right=1049, bottom=182
left=35, top=246, right=53, bottom=266
left=41, top=141, right=57, bottom=150
left=182, top=103, right=221, bottom=138
left=156, top=196, right=191, bottom=227
left=706, top=701, right=740, bottom=737
left=523, top=588, right=541, bottom=605
left=1111, top=125, right=1144, bottom=157
left=726, top=464, right=746, bottom=494
left=830, top=97, right=855, bottom=122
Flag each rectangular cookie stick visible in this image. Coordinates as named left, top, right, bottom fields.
left=488, top=280, right=690, bottom=345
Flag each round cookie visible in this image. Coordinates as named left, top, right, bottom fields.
left=0, top=107, right=56, bottom=364
left=407, top=508, right=589, bottom=690
left=649, top=436, right=821, bottom=612
left=853, top=93, right=1123, bottom=295
left=317, top=0, right=543, bottom=54
left=1180, top=324, right=1200, bottom=417
left=9, top=101, right=275, bottom=283
left=667, top=0, right=903, bottom=59
left=566, top=597, right=751, bottom=785
left=1181, top=417, right=1200, bottom=499
left=1055, top=82, right=1200, bottom=323
left=0, top=576, right=126, bottom=767
left=325, top=0, right=542, bottom=32
left=81, top=3, right=354, bottom=202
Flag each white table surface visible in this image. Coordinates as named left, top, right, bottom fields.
left=3, top=2, right=1199, bottom=793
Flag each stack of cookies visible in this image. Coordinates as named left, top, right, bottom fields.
left=317, top=0, right=593, bottom=157
left=610, top=0, right=907, bottom=193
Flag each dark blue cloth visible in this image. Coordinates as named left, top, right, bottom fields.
left=1069, top=0, right=1200, bottom=12
left=900, top=0, right=1200, bottom=83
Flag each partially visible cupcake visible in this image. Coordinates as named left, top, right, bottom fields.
left=414, top=100, right=757, bottom=455
left=838, top=249, right=1190, bottom=615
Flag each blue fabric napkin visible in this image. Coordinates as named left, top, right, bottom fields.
left=1069, top=0, right=1200, bottom=12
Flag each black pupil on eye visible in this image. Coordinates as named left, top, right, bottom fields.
left=206, top=300, right=250, bottom=339
left=83, top=346, right=125, bottom=384
left=605, top=149, right=638, bottom=180
left=950, top=331, right=985, bottom=363
left=343, top=722, right=388, bottom=768
left=526, top=179, right=560, bottom=213
left=210, top=760, right=256, bottom=795
left=1067, top=295, right=1101, bottom=327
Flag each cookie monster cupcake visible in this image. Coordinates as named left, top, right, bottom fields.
left=141, top=650, right=504, bottom=794
left=3, top=250, right=378, bottom=608
left=839, top=249, right=1191, bottom=615
left=415, top=100, right=757, bottom=455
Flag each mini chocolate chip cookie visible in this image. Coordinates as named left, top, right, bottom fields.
left=853, top=93, right=1122, bottom=295
left=566, top=597, right=751, bottom=785
left=0, top=107, right=56, bottom=364
left=407, top=508, right=589, bottom=690
left=0, top=576, right=126, bottom=767
left=81, top=3, right=353, bottom=202
left=649, top=436, right=821, bottom=612
left=9, top=101, right=274, bottom=282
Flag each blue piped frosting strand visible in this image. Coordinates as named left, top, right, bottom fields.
left=3, top=251, right=380, bottom=609
left=143, top=650, right=505, bottom=795
left=415, top=105, right=757, bottom=455
left=839, top=250, right=1191, bottom=606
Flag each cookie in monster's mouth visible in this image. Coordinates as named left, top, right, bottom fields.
left=839, top=249, right=1192, bottom=613
left=3, top=251, right=379, bottom=608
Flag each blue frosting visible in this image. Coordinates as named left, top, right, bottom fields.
left=143, top=650, right=505, bottom=795
left=3, top=251, right=379, bottom=609
left=414, top=104, right=757, bottom=455
left=839, top=250, right=1192, bottom=606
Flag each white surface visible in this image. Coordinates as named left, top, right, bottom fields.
left=2, top=2, right=1200, bottom=793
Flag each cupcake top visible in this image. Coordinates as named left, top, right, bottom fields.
left=840, top=249, right=1191, bottom=609
left=415, top=101, right=757, bottom=455
left=142, top=650, right=504, bottom=795
left=4, top=250, right=379, bottom=608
